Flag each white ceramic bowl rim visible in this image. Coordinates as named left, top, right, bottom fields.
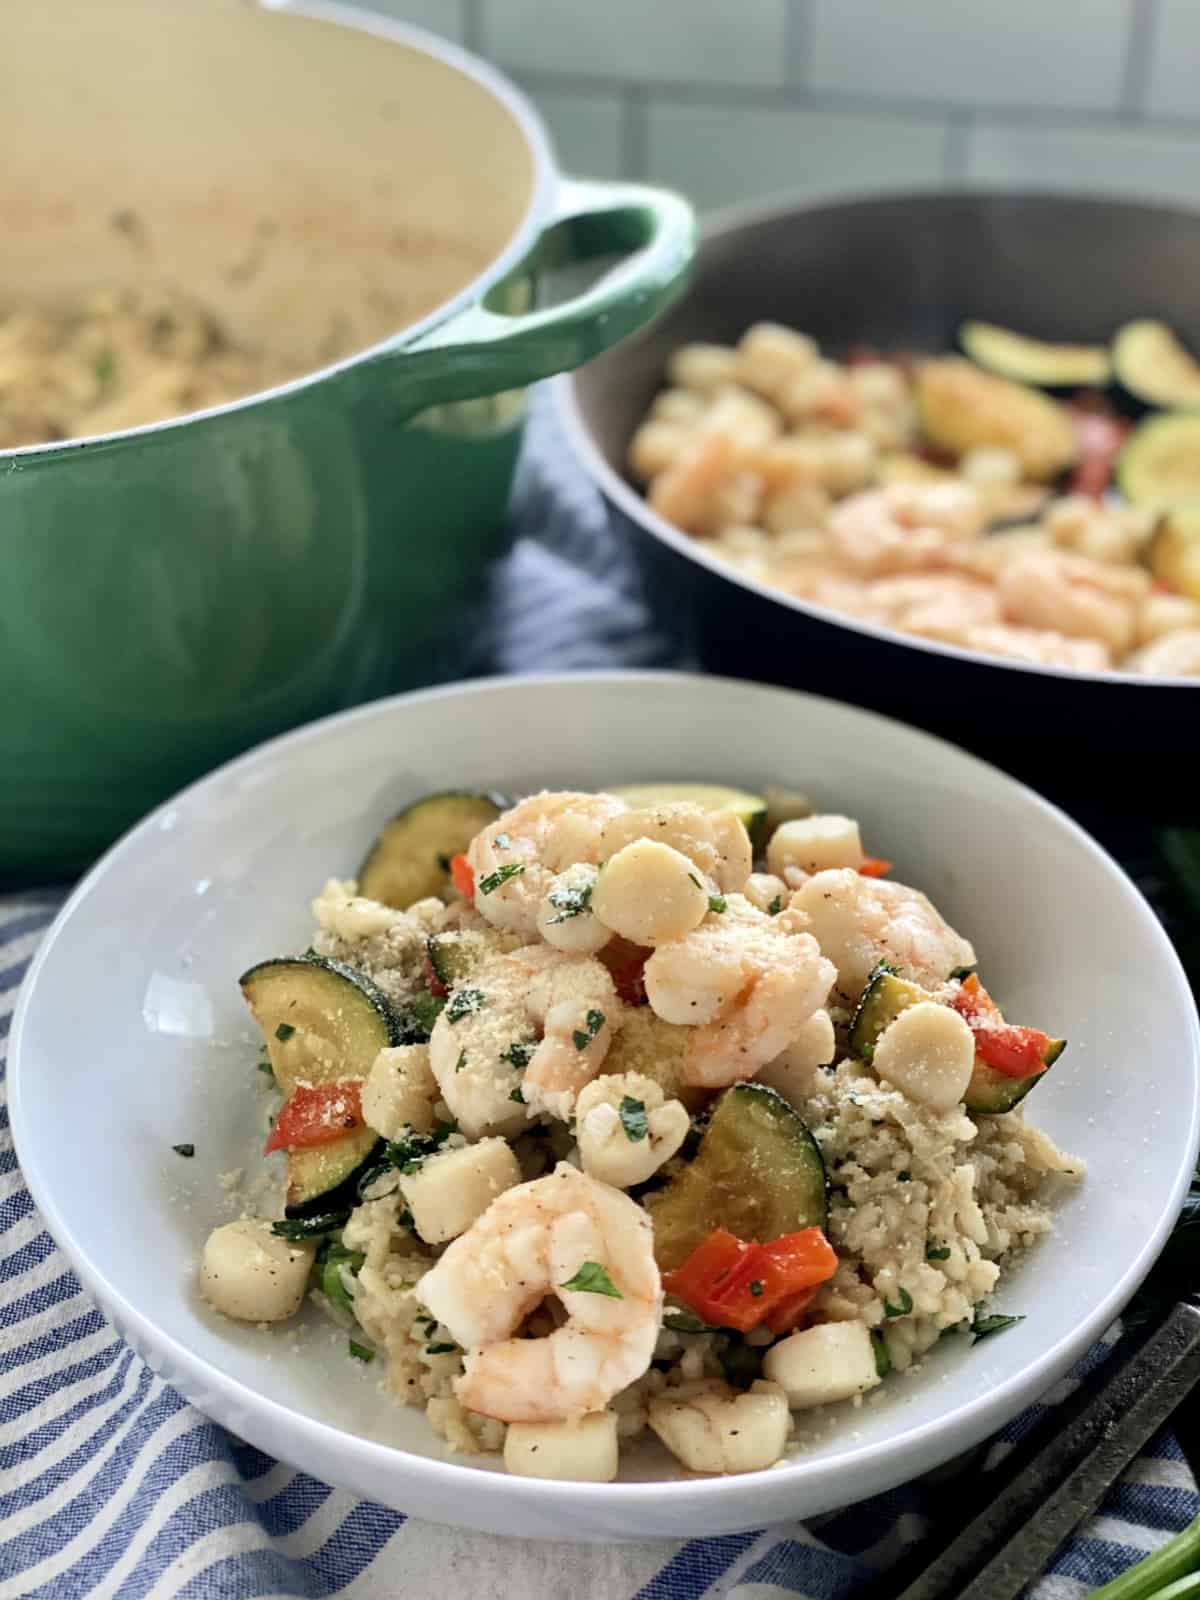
left=552, top=184, right=1200, bottom=690
left=11, top=671, right=1200, bottom=1521
left=3, top=0, right=558, bottom=463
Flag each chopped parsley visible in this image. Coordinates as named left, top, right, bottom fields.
left=272, top=1211, right=351, bottom=1240
left=94, top=348, right=118, bottom=386
left=500, top=1039, right=536, bottom=1069
left=870, top=1330, right=891, bottom=1378
left=926, top=1242, right=951, bottom=1262
left=971, top=1311, right=1025, bottom=1344
left=559, top=1261, right=622, bottom=1298
left=319, top=1243, right=365, bottom=1313
left=348, top=1340, right=375, bottom=1363
left=749, top=1280, right=764, bottom=1297
left=447, top=987, right=488, bottom=1023
left=455, top=1050, right=467, bottom=1073
left=573, top=1009, right=606, bottom=1051
left=883, top=1287, right=913, bottom=1319
left=859, top=1041, right=876, bottom=1064
left=897, top=1170, right=911, bottom=1183
left=708, top=894, right=727, bottom=914
left=495, top=832, right=511, bottom=849
left=171, top=1143, right=195, bottom=1158
left=619, top=1096, right=648, bottom=1142
left=356, top=1122, right=457, bottom=1195
left=509, top=1086, right=525, bottom=1104
left=425, top=1342, right=457, bottom=1355
left=688, top=872, right=702, bottom=889
left=547, top=880, right=593, bottom=924
left=274, top=1023, right=295, bottom=1042
left=477, top=863, right=525, bottom=895
left=768, top=894, right=783, bottom=915
left=257, top=1058, right=274, bottom=1076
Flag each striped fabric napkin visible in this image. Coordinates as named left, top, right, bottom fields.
left=3, top=390, right=1196, bottom=1598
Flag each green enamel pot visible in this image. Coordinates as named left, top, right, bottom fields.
left=2, top=0, right=695, bottom=884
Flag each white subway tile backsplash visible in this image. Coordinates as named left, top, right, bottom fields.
left=483, top=0, right=788, bottom=87
left=359, top=0, right=467, bottom=44
left=522, top=88, right=625, bottom=178
left=966, top=121, right=1200, bottom=208
left=1146, top=0, right=1200, bottom=120
left=808, top=0, right=1129, bottom=112
left=646, top=102, right=947, bottom=213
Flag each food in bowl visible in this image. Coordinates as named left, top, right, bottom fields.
left=628, top=318, right=1200, bottom=676
left=0, top=286, right=301, bottom=447
left=197, top=781, right=1081, bottom=1481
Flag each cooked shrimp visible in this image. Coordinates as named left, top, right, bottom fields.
left=996, top=549, right=1146, bottom=657
left=648, top=430, right=740, bottom=535
left=517, top=945, right=621, bottom=1121
left=1044, top=496, right=1158, bottom=567
left=956, top=622, right=1112, bottom=671
left=468, top=792, right=625, bottom=937
left=859, top=573, right=1003, bottom=642
left=1127, top=626, right=1200, bottom=677
left=574, top=1072, right=690, bottom=1189
left=415, top=1163, right=662, bottom=1423
left=829, top=481, right=984, bottom=579
left=791, top=868, right=975, bottom=1001
left=428, top=946, right=620, bottom=1132
left=643, top=896, right=835, bottom=1088
left=599, top=802, right=752, bottom=895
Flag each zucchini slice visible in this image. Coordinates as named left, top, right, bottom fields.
left=960, top=320, right=1110, bottom=391
left=848, top=964, right=930, bottom=1061
left=1113, top=320, right=1200, bottom=412
left=1119, top=413, right=1200, bottom=509
left=286, top=1125, right=380, bottom=1213
left=240, top=955, right=399, bottom=1210
left=609, top=783, right=769, bottom=850
left=917, top=358, right=1078, bottom=481
left=649, top=1083, right=827, bottom=1271
left=1148, top=506, right=1200, bottom=601
left=426, top=927, right=527, bottom=991
left=358, top=791, right=504, bottom=909
left=394, top=990, right=446, bottom=1044
left=964, top=1040, right=1065, bottom=1116
left=241, top=955, right=401, bottom=1095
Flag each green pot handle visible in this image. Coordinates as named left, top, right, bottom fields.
left=370, top=176, right=695, bottom=415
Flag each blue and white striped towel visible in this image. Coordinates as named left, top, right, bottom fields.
left=3, top=390, right=1197, bottom=1598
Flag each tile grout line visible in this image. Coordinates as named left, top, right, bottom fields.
left=621, top=87, right=649, bottom=183
left=496, top=67, right=1200, bottom=136
left=784, top=0, right=814, bottom=89
left=1121, top=0, right=1160, bottom=117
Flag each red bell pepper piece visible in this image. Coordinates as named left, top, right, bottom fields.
left=264, top=1079, right=364, bottom=1154
left=951, top=974, right=1052, bottom=1080
left=663, top=1227, right=838, bottom=1333
left=449, top=853, right=475, bottom=902
left=423, top=954, right=449, bottom=998
left=858, top=857, right=893, bottom=879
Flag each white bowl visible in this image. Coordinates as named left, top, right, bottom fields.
left=11, top=672, right=1199, bottom=1541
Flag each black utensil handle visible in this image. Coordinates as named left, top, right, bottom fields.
left=866, top=1302, right=1200, bottom=1600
